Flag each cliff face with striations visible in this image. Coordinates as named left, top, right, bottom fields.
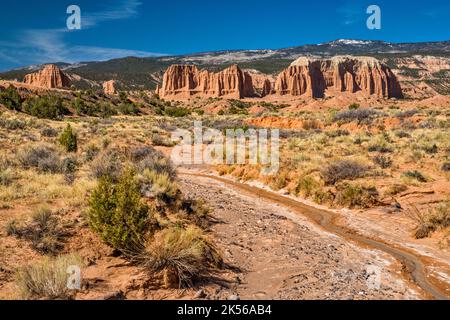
left=274, top=56, right=403, bottom=98
left=23, top=64, right=71, bottom=89
left=159, top=64, right=254, bottom=99
left=103, top=80, right=117, bottom=95
left=158, top=57, right=402, bottom=100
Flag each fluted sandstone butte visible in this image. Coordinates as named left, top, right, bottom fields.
left=158, top=64, right=254, bottom=99
left=23, top=64, right=71, bottom=89
left=103, top=80, right=117, bottom=95
left=274, top=56, right=403, bottom=98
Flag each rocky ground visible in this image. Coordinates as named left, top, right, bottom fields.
left=178, top=171, right=422, bottom=300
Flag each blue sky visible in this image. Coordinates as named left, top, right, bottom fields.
left=0, top=0, right=449, bottom=71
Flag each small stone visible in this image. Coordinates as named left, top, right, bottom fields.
left=227, top=294, right=240, bottom=300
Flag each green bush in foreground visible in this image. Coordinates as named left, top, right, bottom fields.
left=59, top=124, right=78, bottom=152
left=88, top=168, right=151, bottom=252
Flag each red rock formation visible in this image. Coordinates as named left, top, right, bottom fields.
left=23, top=64, right=71, bottom=89
left=159, top=64, right=254, bottom=99
left=274, top=56, right=402, bottom=98
left=103, top=80, right=117, bottom=95
left=261, top=79, right=272, bottom=97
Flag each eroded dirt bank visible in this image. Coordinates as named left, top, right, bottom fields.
left=178, top=171, right=424, bottom=300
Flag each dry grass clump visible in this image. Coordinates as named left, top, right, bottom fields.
left=302, top=119, right=322, bottom=130
left=335, top=183, right=379, bottom=208
left=372, top=154, right=393, bottom=169
left=408, top=202, right=450, bottom=239
left=40, top=126, right=59, bottom=137
left=0, top=167, right=16, bottom=186
left=15, top=254, right=83, bottom=299
left=136, top=226, right=222, bottom=288
left=6, top=207, right=69, bottom=254
left=138, top=169, right=179, bottom=203
left=385, top=184, right=408, bottom=196
left=321, top=160, right=369, bottom=185
left=151, top=133, right=174, bottom=147
left=402, top=170, right=427, bottom=183
left=89, top=149, right=123, bottom=181
left=333, top=109, right=379, bottom=124
left=134, top=146, right=176, bottom=179
left=17, top=143, right=62, bottom=173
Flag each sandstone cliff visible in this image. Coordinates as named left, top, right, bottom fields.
left=159, top=64, right=254, bottom=99
left=103, top=80, right=117, bottom=95
left=274, top=56, right=402, bottom=98
left=23, top=64, right=71, bottom=89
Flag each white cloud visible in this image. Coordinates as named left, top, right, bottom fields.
left=0, top=0, right=165, bottom=70
left=82, top=0, right=142, bottom=28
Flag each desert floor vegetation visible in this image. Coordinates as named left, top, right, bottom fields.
left=0, top=106, right=222, bottom=299
left=1, top=88, right=449, bottom=299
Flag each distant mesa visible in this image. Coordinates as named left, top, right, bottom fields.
left=158, top=56, right=403, bottom=100
left=157, top=64, right=254, bottom=99
left=23, top=64, right=71, bottom=89
left=103, top=80, right=118, bottom=95
left=275, top=56, right=403, bottom=99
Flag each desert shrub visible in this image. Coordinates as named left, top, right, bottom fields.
left=395, top=109, right=418, bottom=119
left=8, top=207, right=67, bottom=254
left=88, top=168, right=152, bottom=252
left=83, top=144, right=100, bottom=162
left=372, top=154, right=393, bottom=169
left=138, top=169, right=179, bottom=203
left=118, top=91, right=128, bottom=102
left=402, top=170, right=427, bottom=183
left=269, top=170, right=288, bottom=190
left=90, top=149, right=122, bottom=181
left=59, top=124, right=78, bottom=152
left=164, top=107, right=191, bottom=117
left=6, top=219, right=21, bottom=236
left=151, top=133, right=174, bottom=147
left=442, top=162, right=450, bottom=172
left=0, top=85, right=22, bottom=111
left=137, top=226, right=222, bottom=288
left=136, top=148, right=176, bottom=179
left=130, top=146, right=155, bottom=162
left=118, top=102, right=139, bottom=115
left=294, top=175, right=320, bottom=197
left=23, top=95, right=69, bottom=120
left=326, top=129, right=350, bottom=138
left=41, top=127, right=59, bottom=137
left=335, top=183, right=379, bottom=208
left=321, top=160, right=369, bottom=185
left=385, top=184, right=408, bottom=196
left=15, top=254, right=83, bottom=299
left=17, top=143, right=61, bottom=173
left=422, top=144, right=438, bottom=154
left=98, top=102, right=118, bottom=118
left=409, top=202, right=450, bottom=239
left=367, top=143, right=393, bottom=153
left=72, top=98, right=89, bottom=115
left=0, top=118, right=26, bottom=130
left=332, top=109, right=378, bottom=124
left=395, top=131, right=411, bottom=138
left=0, top=167, right=15, bottom=186
left=348, top=103, right=360, bottom=110
left=61, top=156, right=78, bottom=184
